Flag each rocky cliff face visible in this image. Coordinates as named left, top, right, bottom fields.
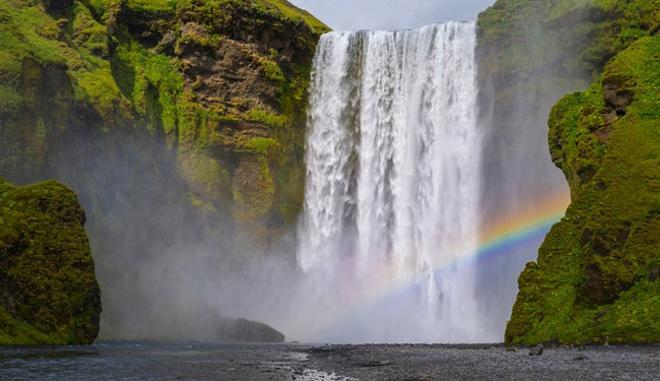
left=0, top=0, right=327, bottom=231
left=0, top=178, right=101, bottom=345
left=0, top=0, right=327, bottom=338
left=477, top=0, right=659, bottom=345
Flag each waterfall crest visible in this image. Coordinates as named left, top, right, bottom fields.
left=297, top=22, right=486, bottom=342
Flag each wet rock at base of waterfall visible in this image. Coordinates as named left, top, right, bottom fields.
left=528, top=344, right=544, bottom=356
left=217, top=318, right=285, bottom=343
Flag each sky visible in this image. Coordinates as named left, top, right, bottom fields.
left=289, top=0, right=496, bottom=31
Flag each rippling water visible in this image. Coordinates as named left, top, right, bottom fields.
left=0, top=342, right=348, bottom=381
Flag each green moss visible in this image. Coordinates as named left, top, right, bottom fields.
left=71, top=1, right=109, bottom=56
left=478, top=0, right=658, bottom=83
left=0, top=0, right=66, bottom=84
left=112, top=39, right=184, bottom=134
left=174, top=0, right=329, bottom=35
left=232, top=157, right=276, bottom=223
left=127, top=0, right=177, bottom=13
left=0, top=306, right=59, bottom=345
left=0, top=178, right=101, bottom=345
left=260, top=0, right=330, bottom=34
left=1, top=0, right=325, bottom=233
left=242, top=137, right=278, bottom=154
left=548, top=85, right=608, bottom=196
left=261, top=57, right=285, bottom=84
left=177, top=149, right=232, bottom=203
left=246, top=108, right=287, bottom=129
left=506, top=35, right=660, bottom=345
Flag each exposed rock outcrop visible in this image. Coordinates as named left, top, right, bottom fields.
left=0, top=178, right=101, bottom=345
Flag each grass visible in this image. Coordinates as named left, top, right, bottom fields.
left=260, top=0, right=330, bottom=34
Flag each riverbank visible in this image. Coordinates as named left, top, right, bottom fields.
left=304, top=344, right=659, bottom=380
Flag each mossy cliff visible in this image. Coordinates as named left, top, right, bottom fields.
left=0, top=0, right=327, bottom=338
left=477, top=0, right=658, bottom=223
left=0, top=178, right=101, bottom=345
left=477, top=0, right=659, bottom=345
left=0, top=0, right=328, bottom=233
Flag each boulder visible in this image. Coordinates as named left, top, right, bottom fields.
left=528, top=344, right=544, bottom=356
left=218, top=318, right=285, bottom=343
left=0, top=178, right=101, bottom=345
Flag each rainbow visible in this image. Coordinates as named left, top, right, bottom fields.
left=476, top=191, right=571, bottom=264
left=296, top=191, right=572, bottom=341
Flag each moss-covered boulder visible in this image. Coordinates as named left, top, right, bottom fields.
left=504, top=5, right=660, bottom=345
left=0, top=178, right=101, bottom=345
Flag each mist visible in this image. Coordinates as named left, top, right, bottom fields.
left=51, top=7, right=588, bottom=344
left=0, top=0, right=601, bottom=346
left=289, top=0, right=495, bottom=30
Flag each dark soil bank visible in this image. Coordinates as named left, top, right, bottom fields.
left=1, top=342, right=658, bottom=380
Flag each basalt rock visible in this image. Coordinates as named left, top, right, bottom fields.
left=528, top=344, right=543, bottom=356
left=218, top=318, right=285, bottom=343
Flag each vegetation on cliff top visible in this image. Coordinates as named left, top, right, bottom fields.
left=0, top=178, right=101, bottom=345
left=478, top=0, right=659, bottom=83
left=504, top=24, right=659, bottom=345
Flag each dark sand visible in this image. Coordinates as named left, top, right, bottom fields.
left=305, top=344, right=660, bottom=380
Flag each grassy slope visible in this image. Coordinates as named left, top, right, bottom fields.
left=487, top=0, right=660, bottom=344
left=0, top=178, right=101, bottom=345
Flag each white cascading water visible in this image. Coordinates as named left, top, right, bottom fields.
left=297, top=22, right=487, bottom=342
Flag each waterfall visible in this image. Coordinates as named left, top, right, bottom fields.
left=297, top=22, right=485, bottom=342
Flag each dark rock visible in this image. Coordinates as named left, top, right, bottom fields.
left=43, top=0, right=73, bottom=11
left=603, top=81, right=633, bottom=115
left=529, top=344, right=544, bottom=356
left=574, top=354, right=588, bottom=361
left=357, top=360, right=393, bottom=368
left=218, top=318, right=285, bottom=343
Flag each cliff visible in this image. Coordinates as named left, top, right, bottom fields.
left=477, top=0, right=659, bottom=345
left=0, top=178, right=101, bottom=345
left=0, top=0, right=328, bottom=230
left=0, top=0, right=327, bottom=338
